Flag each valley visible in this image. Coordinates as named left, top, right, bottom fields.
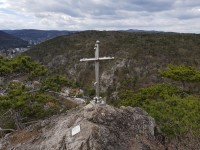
left=0, top=30, right=200, bottom=149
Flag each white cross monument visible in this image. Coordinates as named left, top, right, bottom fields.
left=80, top=40, right=114, bottom=104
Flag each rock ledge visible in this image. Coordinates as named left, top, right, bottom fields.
left=0, top=104, right=165, bottom=150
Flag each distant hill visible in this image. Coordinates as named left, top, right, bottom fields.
left=4, top=29, right=77, bottom=44
left=120, top=29, right=163, bottom=33
left=0, top=31, right=28, bottom=49
left=23, top=31, right=200, bottom=99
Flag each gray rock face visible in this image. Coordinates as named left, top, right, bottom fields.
left=0, top=104, right=165, bottom=150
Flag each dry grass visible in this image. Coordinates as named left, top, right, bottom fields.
left=9, top=127, right=40, bottom=145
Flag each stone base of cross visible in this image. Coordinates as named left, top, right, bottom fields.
left=92, top=96, right=106, bottom=105
left=80, top=40, right=114, bottom=104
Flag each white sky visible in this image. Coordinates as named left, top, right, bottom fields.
left=0, top=0, right=200, bottom=33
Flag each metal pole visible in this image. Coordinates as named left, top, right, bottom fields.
left=95, top=40, right=100, bottom=99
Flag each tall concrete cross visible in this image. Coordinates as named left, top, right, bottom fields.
left=80, top=40, right=114, bottom=103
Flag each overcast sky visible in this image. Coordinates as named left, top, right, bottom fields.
left=0, top=0, right=200, bottom=33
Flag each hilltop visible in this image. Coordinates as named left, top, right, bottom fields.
left=0, top=104, right=166, bottom=150
left=0, top=31, right=28, bottom=49
left=1, top=31, right=200, bottom=149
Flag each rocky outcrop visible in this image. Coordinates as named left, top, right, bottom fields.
left=0, top=104, right=165, bottom=150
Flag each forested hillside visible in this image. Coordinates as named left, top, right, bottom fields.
left=24, top=31, right=200, bottom=96
left=0, top=31, right=28, bottom=49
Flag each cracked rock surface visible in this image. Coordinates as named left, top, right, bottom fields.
left=0, top=104, right=165, bottom=150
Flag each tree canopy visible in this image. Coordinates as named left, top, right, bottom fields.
left=116, top=65, right=200, bottom=139
left=160, top=64, right=200, bottom=83
left=0, top=56, right=47, bottom=79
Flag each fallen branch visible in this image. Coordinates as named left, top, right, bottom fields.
left=26, top=89, right=40, bottom=93
left=23, top=120, right=40, bottom=125
left=0, top=127, right=16, bottom=132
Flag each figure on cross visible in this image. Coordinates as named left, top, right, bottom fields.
left=80, top=40, right=114, bottom=104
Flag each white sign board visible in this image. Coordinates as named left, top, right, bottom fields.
left=71, top=125, right=80, bottom=136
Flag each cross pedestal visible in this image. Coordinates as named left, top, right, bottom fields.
left=80, top=40, right=114, bottom=104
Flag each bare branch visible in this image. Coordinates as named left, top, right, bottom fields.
left=0, top=110, right=10, bottom=118
left=26, top=89, right=40, bottom=93
left=23, top=120, right=40, bottom=125
left=0, top=127, right=16, bottom=132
